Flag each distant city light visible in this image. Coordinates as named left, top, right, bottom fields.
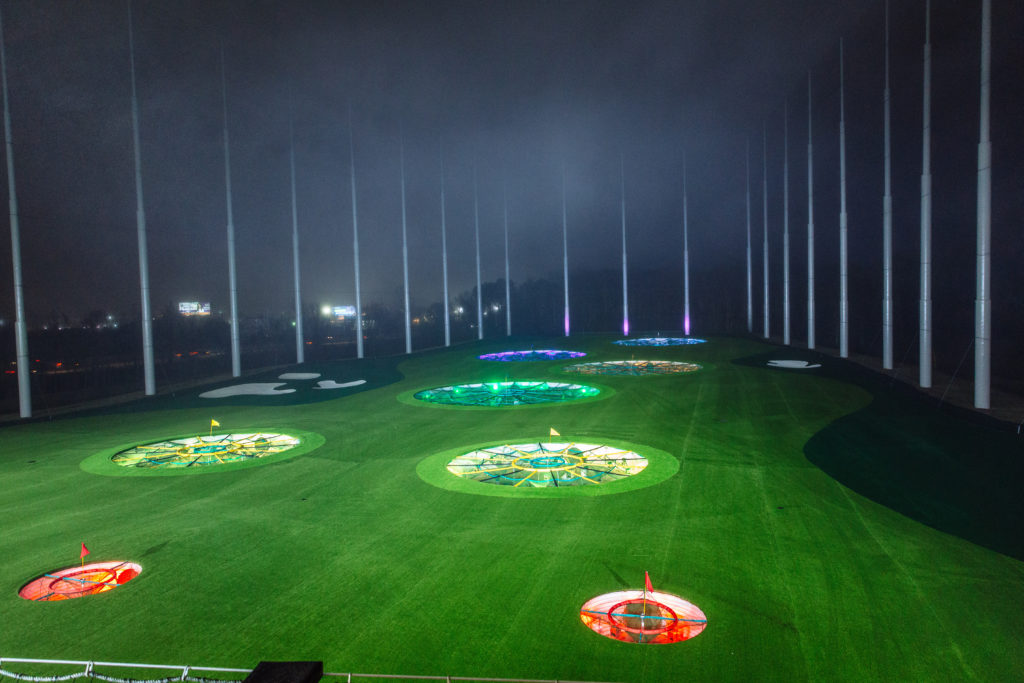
left=179, top=302, right=210, bottom=316
left=321, top=304, right=356, bottom=320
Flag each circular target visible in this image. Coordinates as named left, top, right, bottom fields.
left=580, top=589, right=707, bottom=644
left=413, top=381, right=600, bottom=407
left=478, top=350, right=586, bottom=361
left=19, top=561, right=141, bottom=602
left=111, top=433, right=299, bottom=469
left=447, top=442, right=648, bottom=488
left=564, top=360, right=701, bottom=375
left=613, top=337, right=706, bottom=346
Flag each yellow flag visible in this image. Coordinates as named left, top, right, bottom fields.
left=549, top=428, right=560, bottom=437
left=211, top=419, right=220, bottom=427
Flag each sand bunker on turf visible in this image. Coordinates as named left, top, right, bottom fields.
left=279, top=372, right=321, bottom=380
left=767, top=360, right=821, bottom=369
left=200, top=383, right=296, bottom=398
left=314, top=379, right=366, bottom=390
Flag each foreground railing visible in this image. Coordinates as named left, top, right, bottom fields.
left=0, top=658, right=623, bottom=683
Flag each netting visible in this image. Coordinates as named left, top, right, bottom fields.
left=478, top=350, right=586, bottom=361
left=613, top=337, right=706, bottom=346
left=18, top=561, right=141, bottom=602
left=111, top=433, right=299, bottom=469
left=563, top=360, right=701, bottom=375
left=580, top=589, right=707, bottom=644
left=446, top=442, right=647, bottom=487
left=0, top=663, right=235, bottom=683
left=413, top=381, right=599, bottom=406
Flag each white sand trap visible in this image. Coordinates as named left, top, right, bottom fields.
left=767, top=360, right=821, bottom=369
left=200, top=383, right=297, bottom=398
left=278, top=372, right=321, bottom=380
left=313, top=379, right=366, bottom=390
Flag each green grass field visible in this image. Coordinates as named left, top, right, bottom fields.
left=1, top=335, right=1022, bottom=682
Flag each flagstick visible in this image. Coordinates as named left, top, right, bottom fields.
left=642, top=573, right=648, bottom=624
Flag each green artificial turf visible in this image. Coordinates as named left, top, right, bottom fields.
left=1, top=335, right=1022, bottom=682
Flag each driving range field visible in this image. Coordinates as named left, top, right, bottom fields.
left=1, top=335, right=1022, bottom=682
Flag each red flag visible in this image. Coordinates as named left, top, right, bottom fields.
left=80, top=543, right=90, bottom=560
left=644, top=571, right=653, bottom=593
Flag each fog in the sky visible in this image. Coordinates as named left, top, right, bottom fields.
left=0, top=1, right=1020, bottom=340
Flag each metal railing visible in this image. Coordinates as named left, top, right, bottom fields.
left=0, top=658, right=624, bottom=683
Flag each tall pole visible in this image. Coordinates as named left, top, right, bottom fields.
left=807, top=73, right=815, bottom=350
left=220, top=49, right=240, bottom=377
left=561, top=162, right=570, bottom=337
left=473, top=162, right=482, bottom=340
left=783, top=101, right=791, bottom=346
left=440, top=143, right=451, bottom=347
left=503, top=182, right=511, bottom=336
left=128, top=1, right=155, bottom=395
left=620, top=154, right=629, bottom=337
left=289, top=117, right=303, bottom=364
left=762, top=124, right=769, bottom=339
left=400, top=128, right=411, bottom=354
left=348, top=105, right=363, bottom=359
left=882, top=0, right=894, bottom=370
left=974, top=0, right=992, bottom=409
left=745, top=139, right=752, bottom=334
left=0, top=2, right=30, bottom=417
left=919, top=2, right=932, bottom=387
left=682, top=151, right=690, bottom=336
left=839, top=40, right=849, bottom=358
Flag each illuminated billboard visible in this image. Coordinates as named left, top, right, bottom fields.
left=179, top=302, right=211, bottom=316
left=333, top=305, right=356, bottom=318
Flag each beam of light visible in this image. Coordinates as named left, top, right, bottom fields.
left=503, top=182, right=511, bottom=336
left=762, top=124, right=769, bottom=340
left=620, top=154, right=629, bottom=338
left=348, top=104, right=363, bottom=359
left=807, top=72, right=815, bottom=350
left=882, top=0, right=893, bottom=370
left=745, top=139, right=752, bottom=334
left=0, top=2, right=31, bottom=417
left=128, top=0, right=155, bottom=395
left=562, top=161, right=570, bottom=337
left=400, top=127, right=411, bottom=355
left=974, top=0, right=991, bottom=409
left=682, top=150, right=690, bottom=338
left=838, top=42, right=848, bottom=359
left=919, top=3, right=932, bottom=386
left=289, top=114, right=303, bottom=364
left=440, top=141, right=450, bottom=347
left=220, top=48, right=240, bottom=377
left=473, top=161, right=482, bottom=341
left=784, top=99, right=791, bottom=347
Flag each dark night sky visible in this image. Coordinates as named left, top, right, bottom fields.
left=0, top=1, right=1020, bottom=336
